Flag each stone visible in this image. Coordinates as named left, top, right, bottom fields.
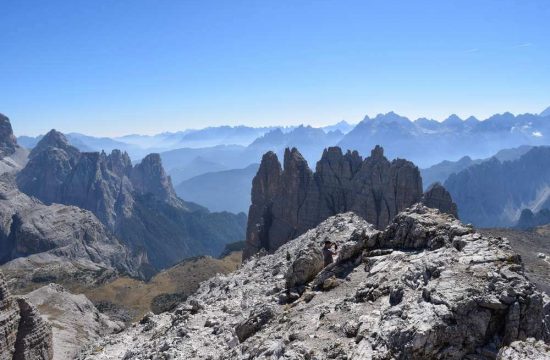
left=421, top=182, right=459, bottom=218
left=0, top=271, right=53, bottom=360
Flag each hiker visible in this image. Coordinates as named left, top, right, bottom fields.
left=322, top=240, right=338, bottom=267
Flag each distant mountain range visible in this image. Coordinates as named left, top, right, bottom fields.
left=338, top=111, right=550, bottom=168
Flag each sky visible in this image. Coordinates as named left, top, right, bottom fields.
left=1, top=0, right=549, bottom=137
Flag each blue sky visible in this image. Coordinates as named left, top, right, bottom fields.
left=1, top=0, right=549, bottom=136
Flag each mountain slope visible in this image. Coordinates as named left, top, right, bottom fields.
left=175, top=164, right=259, bottom=213
left=421, top=145, right=533, bottom=189
left=445, top=146, right=550, bottom=227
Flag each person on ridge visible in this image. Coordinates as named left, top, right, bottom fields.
left=322, top=240, right=338, bottom=267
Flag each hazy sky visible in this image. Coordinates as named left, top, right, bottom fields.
left=1, top=1, right=549, bottom=136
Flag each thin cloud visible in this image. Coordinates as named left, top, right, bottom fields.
left=464, top=48, right=479, bottom=53
left=513, top=43, right=533, bottom=48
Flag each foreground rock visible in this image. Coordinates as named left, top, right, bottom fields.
left=497, top=339, right=550, bottom=359
left=82, top=205, right=550, bottom=359
left=25, top=284, right=123, bottom=360
left=0, top=272, right=53, bottom=360
left=244, top=146, right=424, bottom=259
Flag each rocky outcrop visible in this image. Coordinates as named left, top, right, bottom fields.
left=24, top=284, right=123, bottom=360
left=0, top=114, right=18, bottom=158
left=244, top=145, right=424, bottom=259
left=0, top=272, right=53, bottom=360
left=81, top=205, right=550, bottom=359
left=421, top=182, right=458, bottom=218
left=130, top=153, right=179, bottom=205
left=497, top=339, right=550, bottom=359
left=16, top=130, right=246, bottom=270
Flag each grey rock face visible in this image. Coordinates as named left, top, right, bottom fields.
left=0, top=114, right=18, bottom=159
left=25, top=284, right=123, bottom=360
left=0, top=176, right=141, bottom=287
left=82, top=205, right=549, bottom=359
left=497, top=339, right=550, bottom=359
left=421, top=182, right=458, bottom=218
left=16, top=130, right=246, bottom=270
left=244, top=145, right=424, bottom=259
left=0, top=272, right=53, bottom=360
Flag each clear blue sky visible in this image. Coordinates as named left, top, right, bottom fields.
left=1, top=0, right=549, bottom=136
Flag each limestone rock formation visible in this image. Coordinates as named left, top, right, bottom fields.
left=24, top=284, right=123, bottom=360
left=421, top=182, right=459, bottom=218
left=0, top=115, right=28, bottom=175
left=497, top=339, right=550, bottom=359
left=0, top=272, right=53, bottom=360
left=244, top=145, right=424, bottom=259
left=0, top=175, right=141, bottom=290
left=81, top=205, right=550, bottom=359
left=0, top=114, right=18, bottom=158
left=15, top=130, right=246, bottom=270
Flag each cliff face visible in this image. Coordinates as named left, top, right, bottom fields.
left=243, top=146, right=424, bottom=259
left=0, top=114, right=18, bottom=159
left=422, top=182, right=459, bottom=218
left=0, top=272, right=53, bottom=360
left=15, top=130, right=246, bottom=270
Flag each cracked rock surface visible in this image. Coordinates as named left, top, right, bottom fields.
left=82, top=205, right=550, bottom=359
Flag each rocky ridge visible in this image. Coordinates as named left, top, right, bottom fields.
left=15, top=130, right=246, bottom=270
left=0, top=272, right=53, bottom=360
left=24, top=284, right=123, bottom=360
left=82, top=205, right=549, bottom=359
left=244, top=145, right=457, bottom=260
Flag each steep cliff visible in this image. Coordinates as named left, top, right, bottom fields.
left=0, top=272, right=53, bottom=360
left=16, top=130, right=246, bottom=270
left=244, top=146, right=424, bottom=259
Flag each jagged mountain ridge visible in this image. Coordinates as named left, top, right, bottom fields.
left=15, top=130, right=246, bottom=271
left=81, top=206, right=550, bottom=359
left=244, top=145, right=457, bottom=259
left=339, top=112, right=550, bottom=168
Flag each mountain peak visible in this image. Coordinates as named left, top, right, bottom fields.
left=540, top=106, right=550, bottom=117
left=443, top=114, right=463, bottom=123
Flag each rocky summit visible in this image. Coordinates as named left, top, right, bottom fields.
left=81, top=205, right=549, bottom=359
left=0, top=272, right=53, bottom=360
left=244, top=145, right=457, bottom=260
left=15, top=130, right=246, bottom=271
